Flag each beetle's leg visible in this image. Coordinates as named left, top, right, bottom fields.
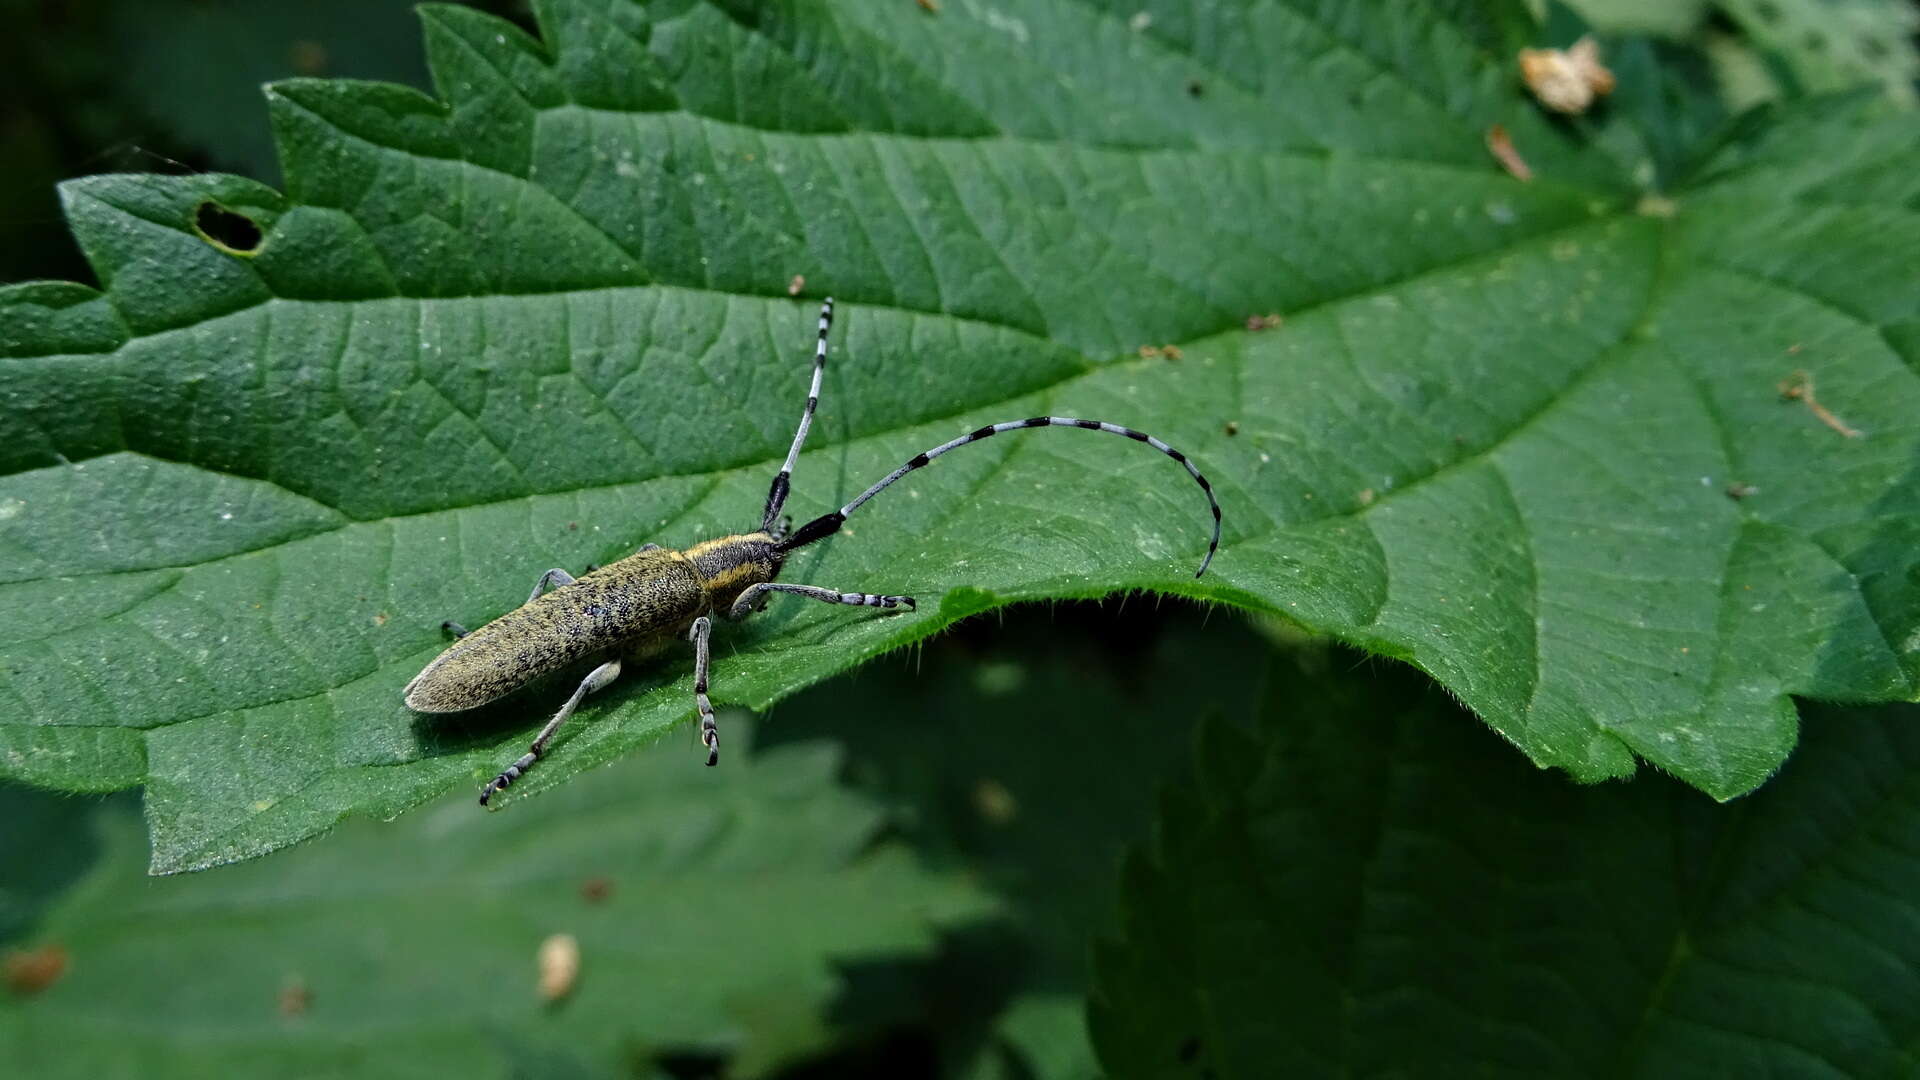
left=689, top=616, right=719, bottom=766
left=527, top=568, right=578, bottom=603
left=479, top=658, right=622, bottom=806
left=729, top=582, right=916, bottom=621
left=441, top=620, right=470, bottom=639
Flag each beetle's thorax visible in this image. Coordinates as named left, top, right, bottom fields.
left=682, top=532, right=783, bottom=612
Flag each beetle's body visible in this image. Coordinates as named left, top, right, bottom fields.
left=403, top=535, right=778, bottom=714
left=412, top=298, right=1223, bottom=806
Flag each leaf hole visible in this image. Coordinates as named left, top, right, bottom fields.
left=193, top=201, right=264, bottom=256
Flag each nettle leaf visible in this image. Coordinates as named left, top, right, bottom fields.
left=2, top=0, right=1917, bottom=872
left=0, top=723, right=996, bottom=1078
left=1090, top=666, right=1920, bottom=1078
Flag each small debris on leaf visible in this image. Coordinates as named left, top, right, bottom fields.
left=4, top=945, right=68, bottom=995
left=580, top=877, right=613, bottom=904
left=1224, top=421, right=1240, bottom=436
left=279, top=975, right=312, bottom=1017
left=787, top=274, right=806, bottom=296
left=1138, top=344, right=1184, bottom=361
left=1484, top=124, right=1533, bottom=182
left=1519, top=36, right=1615, bottom=114
left=1778, top=370, right=1863, bottom=439
left=1357, top=488, right=1376, bottom=507
left=1635, top=194, right=1678, bottom=218
left=1244, top=313, right=1284, bottom=331
left=289, top=40, right=329, bottom=76
left=916, top=0, right=939, bottom=11
left=1725, top=482, right=1758, bottom=500
left=538, top=933, right=581, bottom=1001
left=973, top=778, right=1019, bottom=825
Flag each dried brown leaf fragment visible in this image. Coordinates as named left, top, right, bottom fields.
left=1519, top=36, right=1615, bottom=115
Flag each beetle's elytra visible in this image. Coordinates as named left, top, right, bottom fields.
left=403, top=300, right=1222, bottom=806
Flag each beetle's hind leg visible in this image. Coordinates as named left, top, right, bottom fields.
left=728, top=582, right=916, bottom=621
left=689, top=616, right=720, bottom=766
left=479, top=658, right=622, bottom=806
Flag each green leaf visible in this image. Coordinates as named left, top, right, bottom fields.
left=3, top=0, right=1917, bottom=871
left=1560, top=0, right=1710, bottom=39
left=0, top=721, right=997, bottom=1078
left=963, top=994, right=1104, bottom=1080
left=1091, top=665, right=1920, bottom=1078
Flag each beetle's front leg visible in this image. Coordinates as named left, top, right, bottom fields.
left=728, top=582, right=916, bottom=621
left=689, top=616, right=719, bottom=766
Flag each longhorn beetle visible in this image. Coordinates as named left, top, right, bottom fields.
left=404, top=299, right=1222, bottom=806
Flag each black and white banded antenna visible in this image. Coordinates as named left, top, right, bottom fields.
left=761, top=298, right=835, bottom=531
left=779, top=415, right=1223, bottom=577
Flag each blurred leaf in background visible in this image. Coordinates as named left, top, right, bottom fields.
left=1564, top=0, right=1920, bottom=107
left=1092, top=656, right=1920, bottom=1078
left=95, top=0, right=474, bottom=183
left=0, top=0, right=532, bottom=287
left=0, top=719, right=995, bottom=1078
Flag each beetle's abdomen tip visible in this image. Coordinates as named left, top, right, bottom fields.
left=403, top=678, right=474, bottom=714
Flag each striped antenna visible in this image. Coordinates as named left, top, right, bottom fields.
left=779, top=416, right=1223, bottom=577
left=761, top=298, right=835, bottom=531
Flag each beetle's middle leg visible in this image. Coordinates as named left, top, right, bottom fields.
left=527, top=568, right=578, bottom=602
left=729, top=582, right=916, bottom=620
left=689, top=616, right=719, bottom=766
left=479, top=657, right=622, bottom=806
